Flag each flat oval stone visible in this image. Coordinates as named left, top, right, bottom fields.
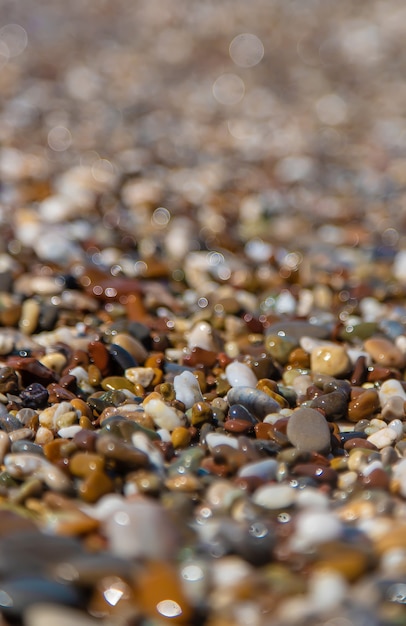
left=310, top=390, right=348, bottom=421
left=96, top=434, right=149, bottom=469
left=286, top=408, right=331, bottom=454
left=364, top=337, right=405, bottom=369
left=311, top=345, right=351, bottom=377
left=252, top=483, right=297, bottom=509
left=227, top=387, right=280, bottom=420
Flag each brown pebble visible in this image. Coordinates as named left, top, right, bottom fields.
left=171, top=426, right=192, bottom=448
left=350, top=356, right=368, bottom=386
left=313, top=541, right=369, bottom=581
left=292, top=463, right=338, bottom=487
left=96, top=434, right=149, bottom=469
left=73, top=429, right=97, bottom=451
left=224, top=418, right=254, bottom=434
left=88, top=340, right=111, bottom=376
left=361, top=468, right=390, bottom=490
left=70, top=452, right=105, bottom=478
left=364, top=336, right=405, bottom=369
left=348, top=389, right=380, bottom=423
left=47, top=383, right=77, bottom=403
left=111, top=333, right=148, bottom=364
left=367, top=366, right=400, bottom=383
left=43, top=438, right=74, bottom=462
left=183, top=346, right=218, bottom=367
left=344, top=438, right=378, bottom=452
left=7, top=356, right=56, bottom=386
left=78, top=470, right=114, bottom=503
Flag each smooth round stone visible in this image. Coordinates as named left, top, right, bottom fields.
left=227, top=387, right=281, bottom=420
left=78, top=470, right=114, bottom=503
left=310, top=390, right=348, bottom=421
left=225, top=361, right=257, bottom=388
left=252, top=483, right=297, bottom=509
left=10, top=440, right=43, bottom=455
left=4, top=453, right=72, bottom=492
left=173, top=370, right=203, bottom=409
left=286, top=408, right=331, bottom=454
left=364, top=337, right=405, bottom=369
left=69, top=452, right=105, bottom=478
left=310, top=344, right=351, bottom=377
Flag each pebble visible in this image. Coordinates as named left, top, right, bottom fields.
left=367, top=427, right=398, bottom=449
left=252, top=483, right=297, bottom=509
left=187, top=321, right=220, bottom=352
left=102, top=497, right=180, bottom=560
left=227, top=386, right=281, bottom=419
left=143, top=394, right=186, bottom=431
left=290, top=510, right=343, bottom=551
left=310, top=344, right=352, bottom=377
left=364, top=337, right=406, bottom=369
left=225, top=361, right=258, bottom=388
left=286, top=407, right=331, bottom=454
left=173, top=370, right=204, bottom=409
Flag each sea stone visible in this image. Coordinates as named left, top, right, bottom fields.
left=225, top=361, right=258, bottom=388
left=286, top=407, right=331, bottom=454
left=364, top=337, right=405, bottom=369
left=310, top=345, right=351, bottom=377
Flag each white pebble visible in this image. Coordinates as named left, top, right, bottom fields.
left=211, top=556, right=253, bottom=589
left=379, top=378, right=406, bottom=407
left=173, top=370, right=203, bottom=409
left=367, top=427, right=397, bottom=449
left=360, top=459, right=384, bottom=477
left=290, top=510, right=342, bottom=551
left=57, top=425, right=83, bottom=439
left=103, top=497, right=179, bottom=560
left=125, top=367, right=155, bottom=387
left=225, top=361, right=257, bottom=388
left=237, top=459, right=278, bottom=481
left=143, top=397, right=185, bottom=431
left=187, top=321, right=218, bottom=351
left=295, top=487, right=329, bottom=510
left=308, top=569, right=348, bottom=612
left=205, top=432, right=239, bottom=451
left=252, top=484, right=297, bottom=509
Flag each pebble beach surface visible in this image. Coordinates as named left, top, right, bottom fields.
left=2, top=1, right=406, bottom=625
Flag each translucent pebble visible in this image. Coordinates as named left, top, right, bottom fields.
left=225, top=361, right=257, bottom=388
left=387, top=418, right=404, bottom=440
left=173, top=370, right=203, bottom=409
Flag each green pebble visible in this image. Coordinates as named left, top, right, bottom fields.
left=265, top=334, right=298, bottom=365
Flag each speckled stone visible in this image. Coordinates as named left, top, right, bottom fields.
left=227, top=386, right=281, bottom=420
left=286, top=407, right=331, bottom=454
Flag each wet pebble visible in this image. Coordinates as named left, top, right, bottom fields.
left=286, top=407, right=331, bottom=454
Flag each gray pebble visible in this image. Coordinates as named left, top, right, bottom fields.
left=286, top=407, right=331, bottom=454
left=227, top=387, right=280, bottom=420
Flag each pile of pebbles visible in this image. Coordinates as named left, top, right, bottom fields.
left=3, top=0, right=406, bottom=625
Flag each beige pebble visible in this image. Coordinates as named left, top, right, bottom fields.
left=39, top=352, right=67, bottom=375
left=310, top=344, right=351, bottom=377
left=0, top=430, right=10, bottom=464
left=367, top=427, right=397, bottom=449
left=125, top=366, right=155, bottom=387
left=364, top=337, right=405, bottom=369
left=19, top=298, right=41, bottom=335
